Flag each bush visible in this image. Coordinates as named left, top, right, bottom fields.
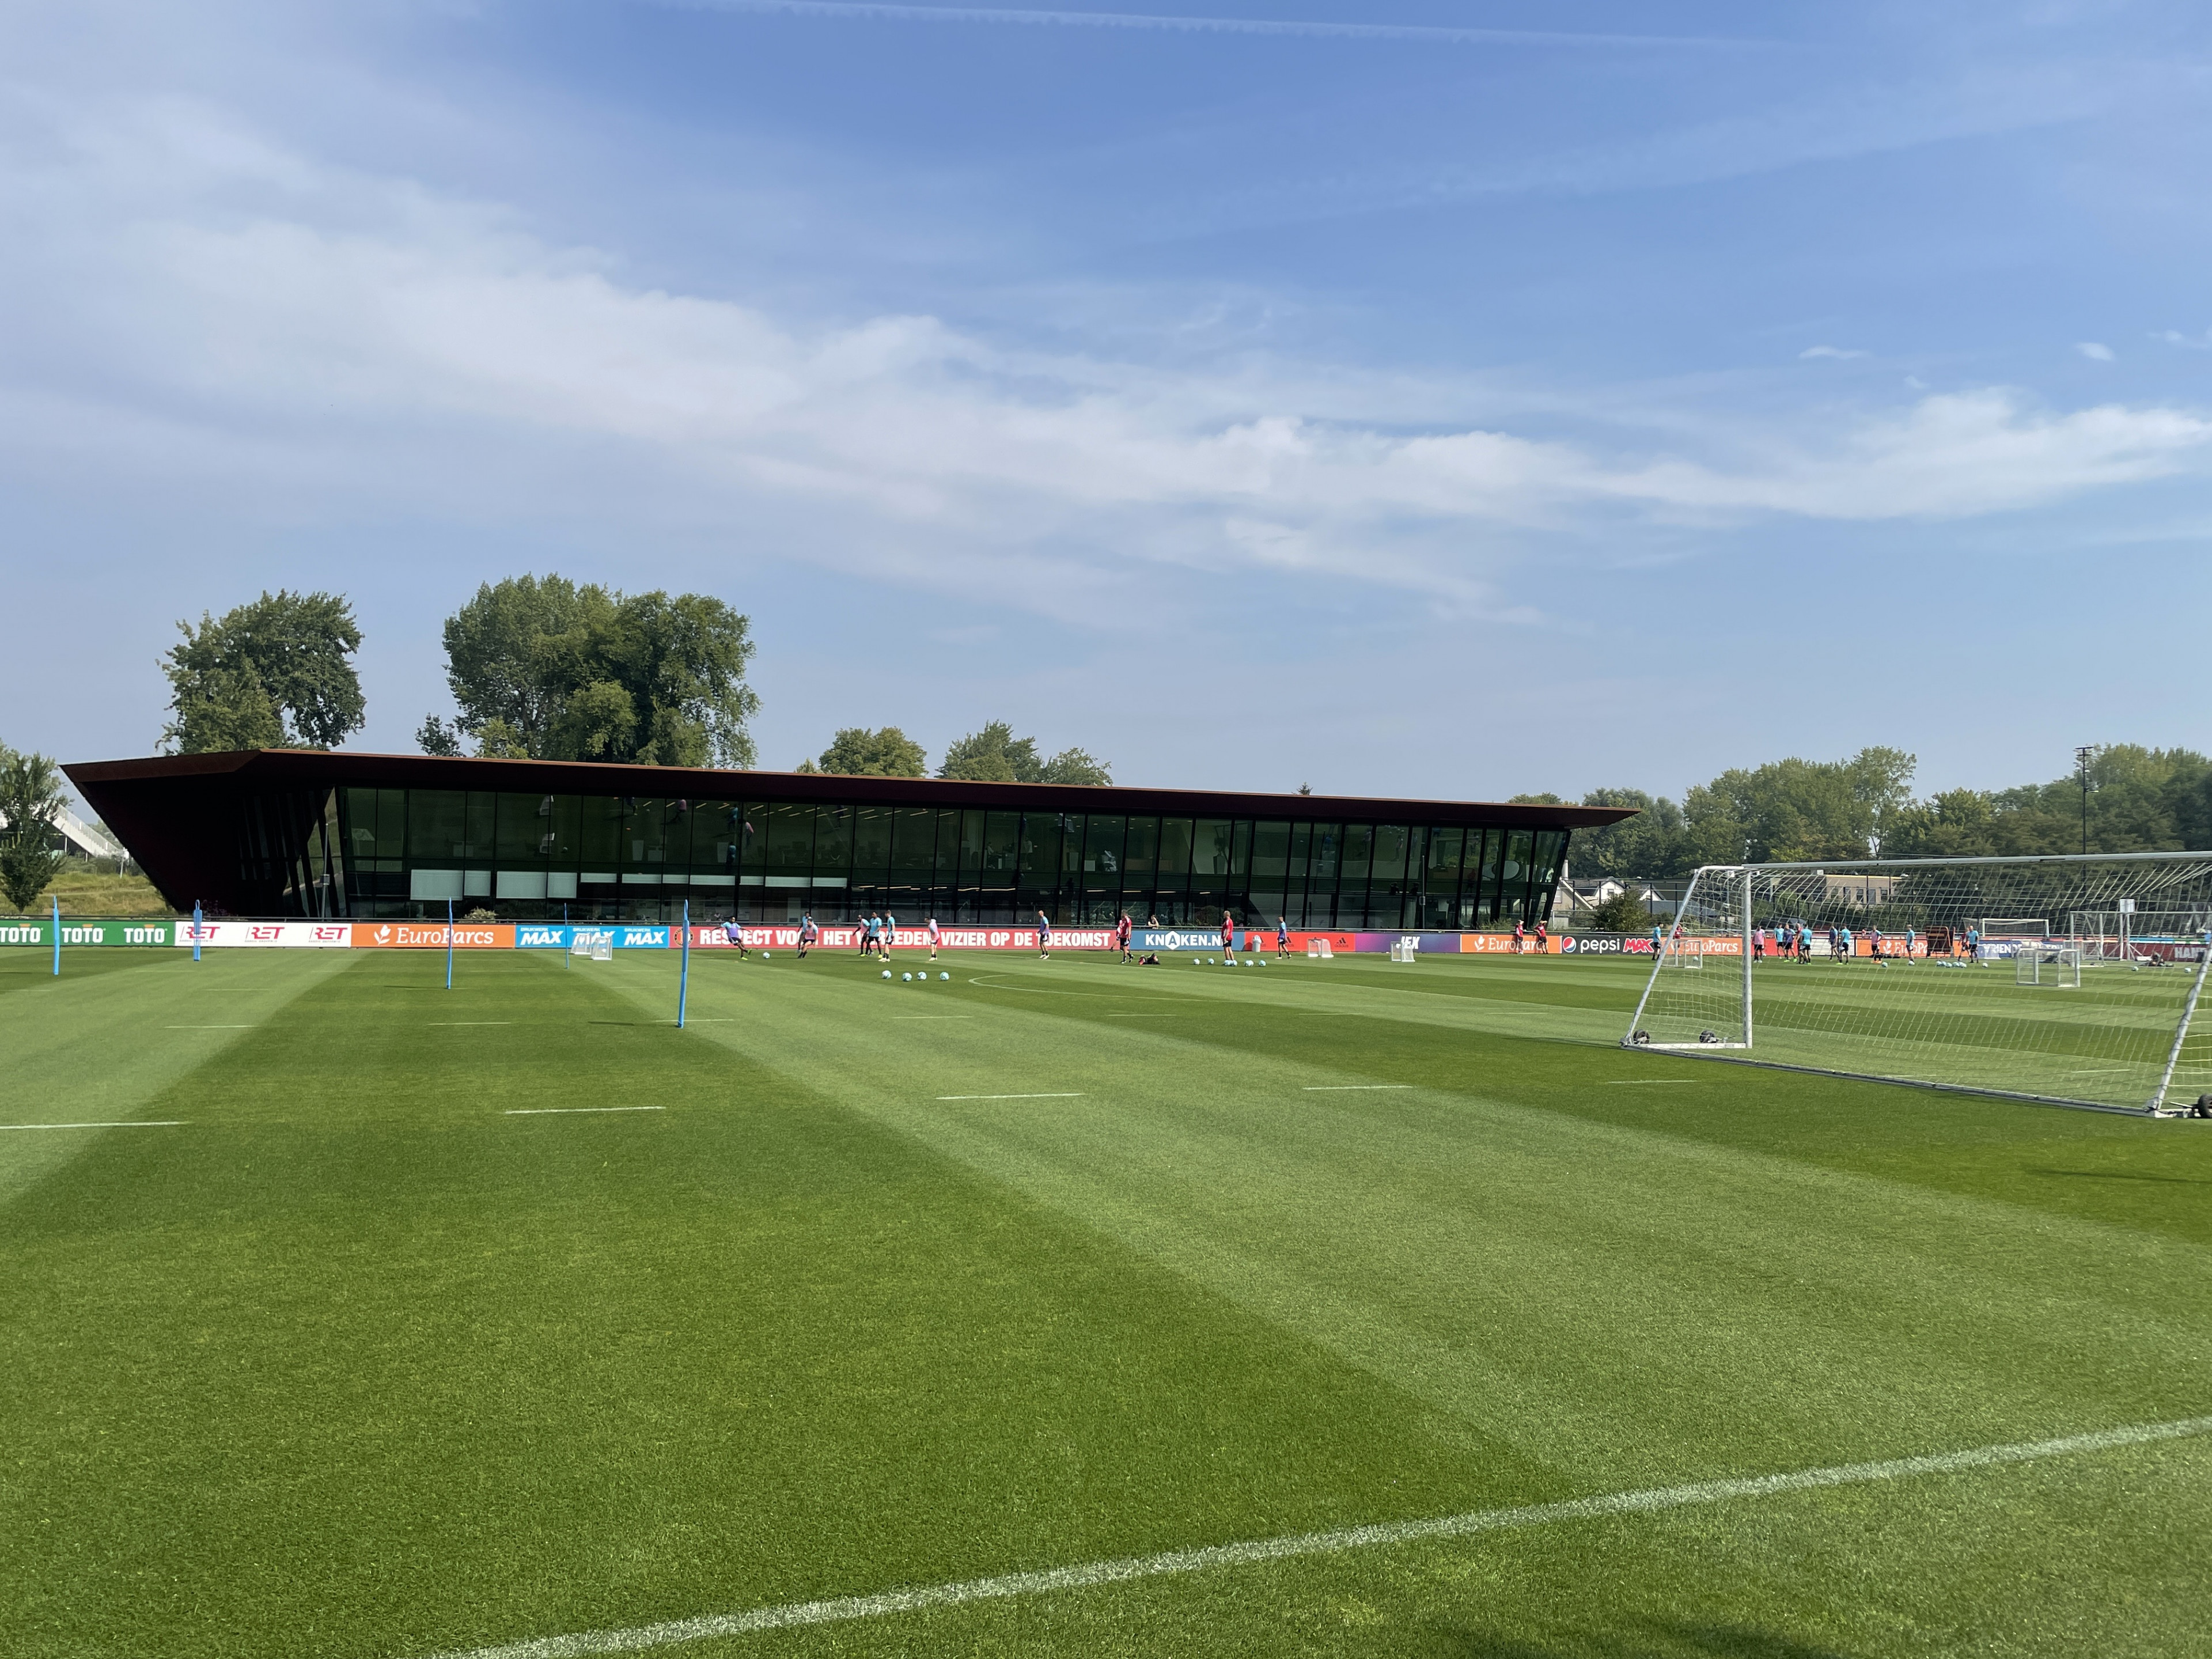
left=1588, top=889, right=1649, bottom=933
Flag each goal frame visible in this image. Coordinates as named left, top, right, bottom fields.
left=1623, top=851, right=2212, bottom=1115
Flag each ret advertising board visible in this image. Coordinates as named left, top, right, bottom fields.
left=176, top=922, right=354, bottom=948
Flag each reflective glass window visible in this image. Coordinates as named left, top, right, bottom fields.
left=762, top=804, right=816, bottom=881
left=813, top=804, right=855, bottom=887
left=1251, top=820, right=1290, bottom=882
left=1340, top=823, right=1373, bottom=884
left=851, top=806, right=895, bottom=891
left=887, top=808, right=935, bottom=889
left=407, top=790, right=467, bottom=861
left=1123, top=816, right=1158, bottom=885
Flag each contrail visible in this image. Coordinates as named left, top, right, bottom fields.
left=647, top=0, right=1762, bottom=51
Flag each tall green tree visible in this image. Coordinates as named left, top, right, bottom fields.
left=162, top=590, right=365, bottom=753
left=938, top=721, right=1111, bottom=785
left=805, top=727, right=929, bottom=777
left=1569, top=788, right=1693, bottom=878
left=0, top=745, right=68, bottom=912
left=428, top=576, right=759, bottom=767
left=1684, top=747, right=1916, bottom=863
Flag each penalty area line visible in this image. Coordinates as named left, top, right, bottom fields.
left=935, top=1092, right=1084, bottom=1101
left=504, top=1107, right=666, bottom=1116
left=1, top=1120, right=186, bottom=1131
left=410, top=1414, right=2212, bottom=1659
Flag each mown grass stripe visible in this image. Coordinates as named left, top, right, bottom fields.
left=415, top=1415, right=2212, bottom=1659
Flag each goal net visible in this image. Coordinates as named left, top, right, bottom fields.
left=1624, top=853, right=2212, bottom=1114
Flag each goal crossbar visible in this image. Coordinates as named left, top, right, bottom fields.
left=1622, top=852, right=2212, bottom=1116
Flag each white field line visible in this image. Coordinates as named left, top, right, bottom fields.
left=432, top=1021, right=514, bottom=1027
left=894, top=1016, right=974, bottom=1021
left=1302, top=1084, right=1411, bottom=1092
left=412, top=1415, right=2212, bottom=1659
left=0, top=1120, right=186, bottom=1131
left=165, top=1024, right=254, bottom=1029
left=503, top=1107, right=666, bottom=1116
left=1605, top=1080, right=1700, bottom=1086
left=935, top=1093, right=1084, bottom=1101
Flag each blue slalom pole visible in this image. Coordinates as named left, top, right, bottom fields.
left=445, top=897, right=454, bottom=991
left=192, top=900, right=203, bottom=963
left=677, top=900, right=690, bottom=1028
left=51, top=895, right=60, bottom=976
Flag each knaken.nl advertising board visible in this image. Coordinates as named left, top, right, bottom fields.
left=176, top=922, right=354, bottom=948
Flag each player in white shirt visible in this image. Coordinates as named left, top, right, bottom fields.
left=926, top=915, right=942, bottom=960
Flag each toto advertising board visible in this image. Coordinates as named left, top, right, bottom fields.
left=0, top=919, right=175, bottom=946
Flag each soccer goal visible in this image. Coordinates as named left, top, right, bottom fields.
left=1623, top=853, right=2212, bottom=1115
left=1305, top=938, right=1334, bottom=959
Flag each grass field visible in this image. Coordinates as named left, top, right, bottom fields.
left=5, top=944, right=2210, bottom=1658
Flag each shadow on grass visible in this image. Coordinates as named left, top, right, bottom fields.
left=2027, top=1166, right=2212, bottom=1185
left=1427, top=1623, right=1861, bottom=1658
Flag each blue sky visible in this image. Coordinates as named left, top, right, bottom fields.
left=7, top=1, right=2211, bottom=802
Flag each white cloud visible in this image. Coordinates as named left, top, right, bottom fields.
left=2076, top=341, right=2114, bottom=361
left=1800, top=345, right=1868, bottom=360
left=2156, top=328, right=2212, bottom=350
left=6, top=95, right=2211, bottom=618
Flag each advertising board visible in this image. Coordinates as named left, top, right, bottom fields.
left=177, top=922, right=354, bottom=949
left=519, top=925, right=671, bottom=950
left=0, top=919, right=175, bottom=946
left=350, top=922, right=515, bottom=949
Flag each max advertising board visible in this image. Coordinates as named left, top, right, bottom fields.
left=351, top=922, right=516, bottom=949
left=177, top=922, right=354, bottom=949
left=0, top=919, right=175, bottom=946
left=515, top=925, right=671, bottom=950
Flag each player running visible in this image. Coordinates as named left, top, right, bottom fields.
left=927, top=915, right=942, bottom=960
left=800, top=912, right=819, bottom=957
left=722, top=915, right=750, bottom=959
left=1036, top=908, right=1053, bottom=960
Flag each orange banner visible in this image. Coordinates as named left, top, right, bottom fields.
left=351, top=922, right=516, bottom=949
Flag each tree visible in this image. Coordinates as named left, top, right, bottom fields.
left=812, top=727, right=928, bottom=777
left=1588, top=888, right=1650, bottom=932
left=0, top=745, right=67, bottom=912
left=1571, top=789, right=1692, bottom=878
left=162, top=590, right=365, bottom=753
left=1040, top=746, right=1112, bottom=786
left=937, top=722, right=1111, bottom=785
left=1684, top=748, right=1917, bottom=863
left=939, top=721, right=1038, bottom=782
left=429, top=576, right=759, bottom=767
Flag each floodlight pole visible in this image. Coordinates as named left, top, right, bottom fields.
left=677, top=900, right=690, bottom=1029
left=51, top=895, right=60, bottom=976
left=191, top=901, right=202, bottom=963
left=445, top=897, right=454, bottom=991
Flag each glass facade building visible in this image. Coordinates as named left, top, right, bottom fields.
left=67, top=751, right=1633, bottom=927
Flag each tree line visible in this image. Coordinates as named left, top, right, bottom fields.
left=1531, top=745, right=2212, bottom=877
left=151, top=577, right=1111, bottom=783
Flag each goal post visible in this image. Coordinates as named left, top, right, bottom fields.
left=1623, top=851, right=2212, bottom=1115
